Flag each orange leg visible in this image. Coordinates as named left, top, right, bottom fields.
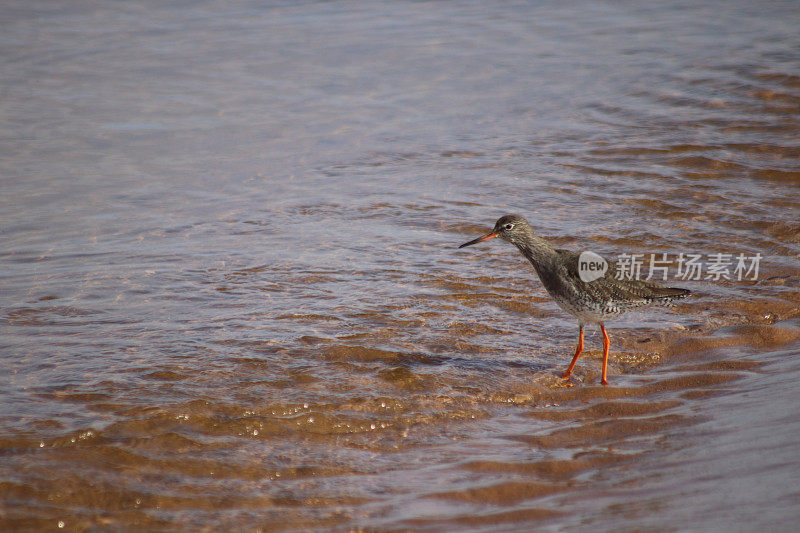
left=562, top=325, right=584, bottom=380
left=600, top=324, right=610, bottom=385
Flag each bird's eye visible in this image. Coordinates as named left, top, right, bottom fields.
left=504, top=223, right=514, bottom=230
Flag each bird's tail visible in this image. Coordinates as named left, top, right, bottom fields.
left=648, top=286, right=691, bottom=304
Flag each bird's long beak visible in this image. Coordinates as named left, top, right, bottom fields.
left=458, top=231, right=499, bottom=248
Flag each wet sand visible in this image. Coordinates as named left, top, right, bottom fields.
left=2, top=1, right=799, bottom=531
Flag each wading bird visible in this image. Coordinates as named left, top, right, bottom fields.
left=459, top=214, right=690, bottom=384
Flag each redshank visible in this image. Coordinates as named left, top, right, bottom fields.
left=459, top=214, right=690, bottom=384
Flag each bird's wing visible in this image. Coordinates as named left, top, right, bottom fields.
left=554, top=249, right=690, bottom=305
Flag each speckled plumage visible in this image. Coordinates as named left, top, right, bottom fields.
left=459, top=214, right=691, bottom=384
left=529, top=247, right=690, bottom=324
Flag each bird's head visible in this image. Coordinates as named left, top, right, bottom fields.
left=458, top=214, right=531, bottom=248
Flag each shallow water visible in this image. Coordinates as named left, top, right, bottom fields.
left=2, top=0, right=800, bottom=531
